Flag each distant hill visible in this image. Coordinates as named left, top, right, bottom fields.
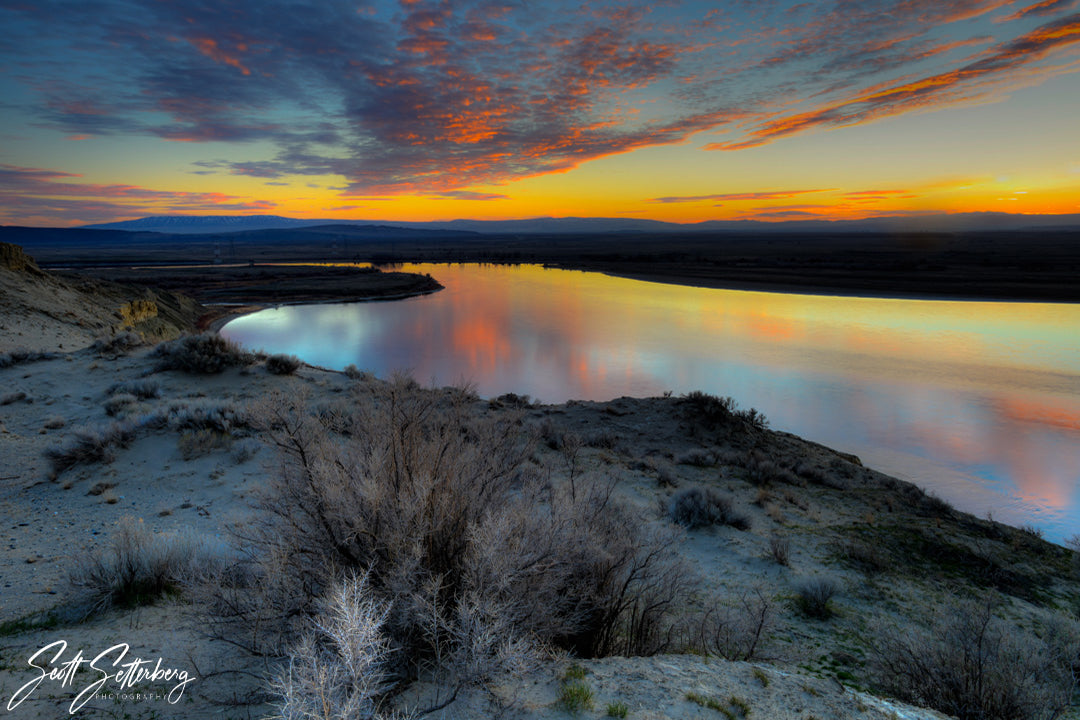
left=83, top=212, right=1080, bottom=235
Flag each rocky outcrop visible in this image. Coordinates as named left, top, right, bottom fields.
left=0, top=242, right=42, bottom=274
left=116, top=299, right=160, bottom=327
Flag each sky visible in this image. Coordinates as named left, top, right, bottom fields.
left=1, top=0, right=1078, bottom=227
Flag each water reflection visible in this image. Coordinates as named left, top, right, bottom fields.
left=222, top=263, right=1080, bottom=541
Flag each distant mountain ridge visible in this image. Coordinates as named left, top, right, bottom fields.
left=81, top=212, right=1080, bottom=235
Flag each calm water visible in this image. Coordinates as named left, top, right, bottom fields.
left=222, top=263, right=1080, bottom=542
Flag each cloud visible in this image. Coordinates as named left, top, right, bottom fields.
left=431, top=190, right=510, bottom=201
left=648, top=189, right=830, bottom=203
left=0, top=164, right=276, bottom=225
left=997, top=0, right=1078, bottom=23
left=2, top=0, right=1079, bottom=209
left=710, top=13, right=1080, bottom=150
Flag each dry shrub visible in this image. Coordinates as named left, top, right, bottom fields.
left=177, top=428, right=233, bottom=460
left=104, top=392, right=138, bottom=417
left=266, top=353, right=302, bottom=375
left=768, top=535, right=790, bottom=566
left=205, top=380, right=692, bottom=693
left=270, top=573, right=400, bottom=720
left=0, top=349, right=57, bottom=368
left=669, top=487, right=750, bottom=531
left=695, top=587, right=775, bottom=661
left=869, top=600, right=1077, bottom=720
left=151, top=333, right=252, bottom=374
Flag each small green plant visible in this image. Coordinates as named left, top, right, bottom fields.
left=606, top=700, right=629, bottom=718
left=559, top=680, right=595, bottom=713
left=564, top=663, right=587, bottom=681
left=685, top=692, right=750, bottom=719
left=751, top=667, right=769, bottom=687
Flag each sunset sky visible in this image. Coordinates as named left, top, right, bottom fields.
left=1, top=0, right=1078, bottom=227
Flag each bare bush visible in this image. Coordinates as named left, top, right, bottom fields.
left=70, top=517, right=222, bottom=613
left=205, top=380, right=693, bottom=690
left=695, top=587, right=775, bottom=661
left=177, top=428, right=233, bottom=460
left=266, top=354, right=302, bottom=375
left=45, top=421, right=137, bottom=475
left=676, top=449, right=716, bottom=467
left=270, top=573, right=402, bottom=720
left=151, top=333, right=253, bottom=374
left=669, top=487, right=750, bottom=531
left=869, top=600, right=1076, bottom=720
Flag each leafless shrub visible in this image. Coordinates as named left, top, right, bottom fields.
left=107, top=379, right=160, bottom=399
left=70, top=517, right=222, bottom=613
left=768, top=535, right=790, bottom=566
left=490, top=392, right=532, bottom=408
left=205, top=380, right=693, bottom=688
left=794, top=577, right=839, bottom=619
left=266, top=353, right=302, bottom=375
left=45, top=421, right=137, bottom=475
left=669, top=487, right=750, bottom=531
left=270, top=573, right=402, bottom=720
left=695, top=587, right=774, bottom=661
left=869, top=600, right=1077, bottom=720
left=795, top=461, right=829, bottom=484
left=151, top=333, right=253, bottom=374
left=92, top=331, right=143, bottom=356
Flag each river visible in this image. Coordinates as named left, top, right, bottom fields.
left=221, top=263, right=1080, bottom=542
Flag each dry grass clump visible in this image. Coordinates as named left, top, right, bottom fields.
left=107, top=378, right=161, bottom=399
left=0, top=349, right=58, bottom=368
left=793, top=577, right=840, bottom=620
left=45, top=421, right=137, bottom=475
left=166, top=398, right=248, bottom=433
left=178, top=428, right=233, bottom=460
left=151, top=333, right=253, bottom=374
left=266, top=353, right=302, bottom=375
left=668, top=486, right=750, bottom=530
left=1, top=391, right=28, bottom=406
left=676, top=448, right=717, bottom=467
left=203, top=380, right=693, bottom=711
left=768, top=535, right=791, bottom=566
left=103, top=392, right=138, bottom=417
left=43, top=415, right=66, bottom=430
left=91, top=330, right=143, bottom=356
left=869, top=600, right=1079, bottom=720
left=70, top=517, right=222, bottom=613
